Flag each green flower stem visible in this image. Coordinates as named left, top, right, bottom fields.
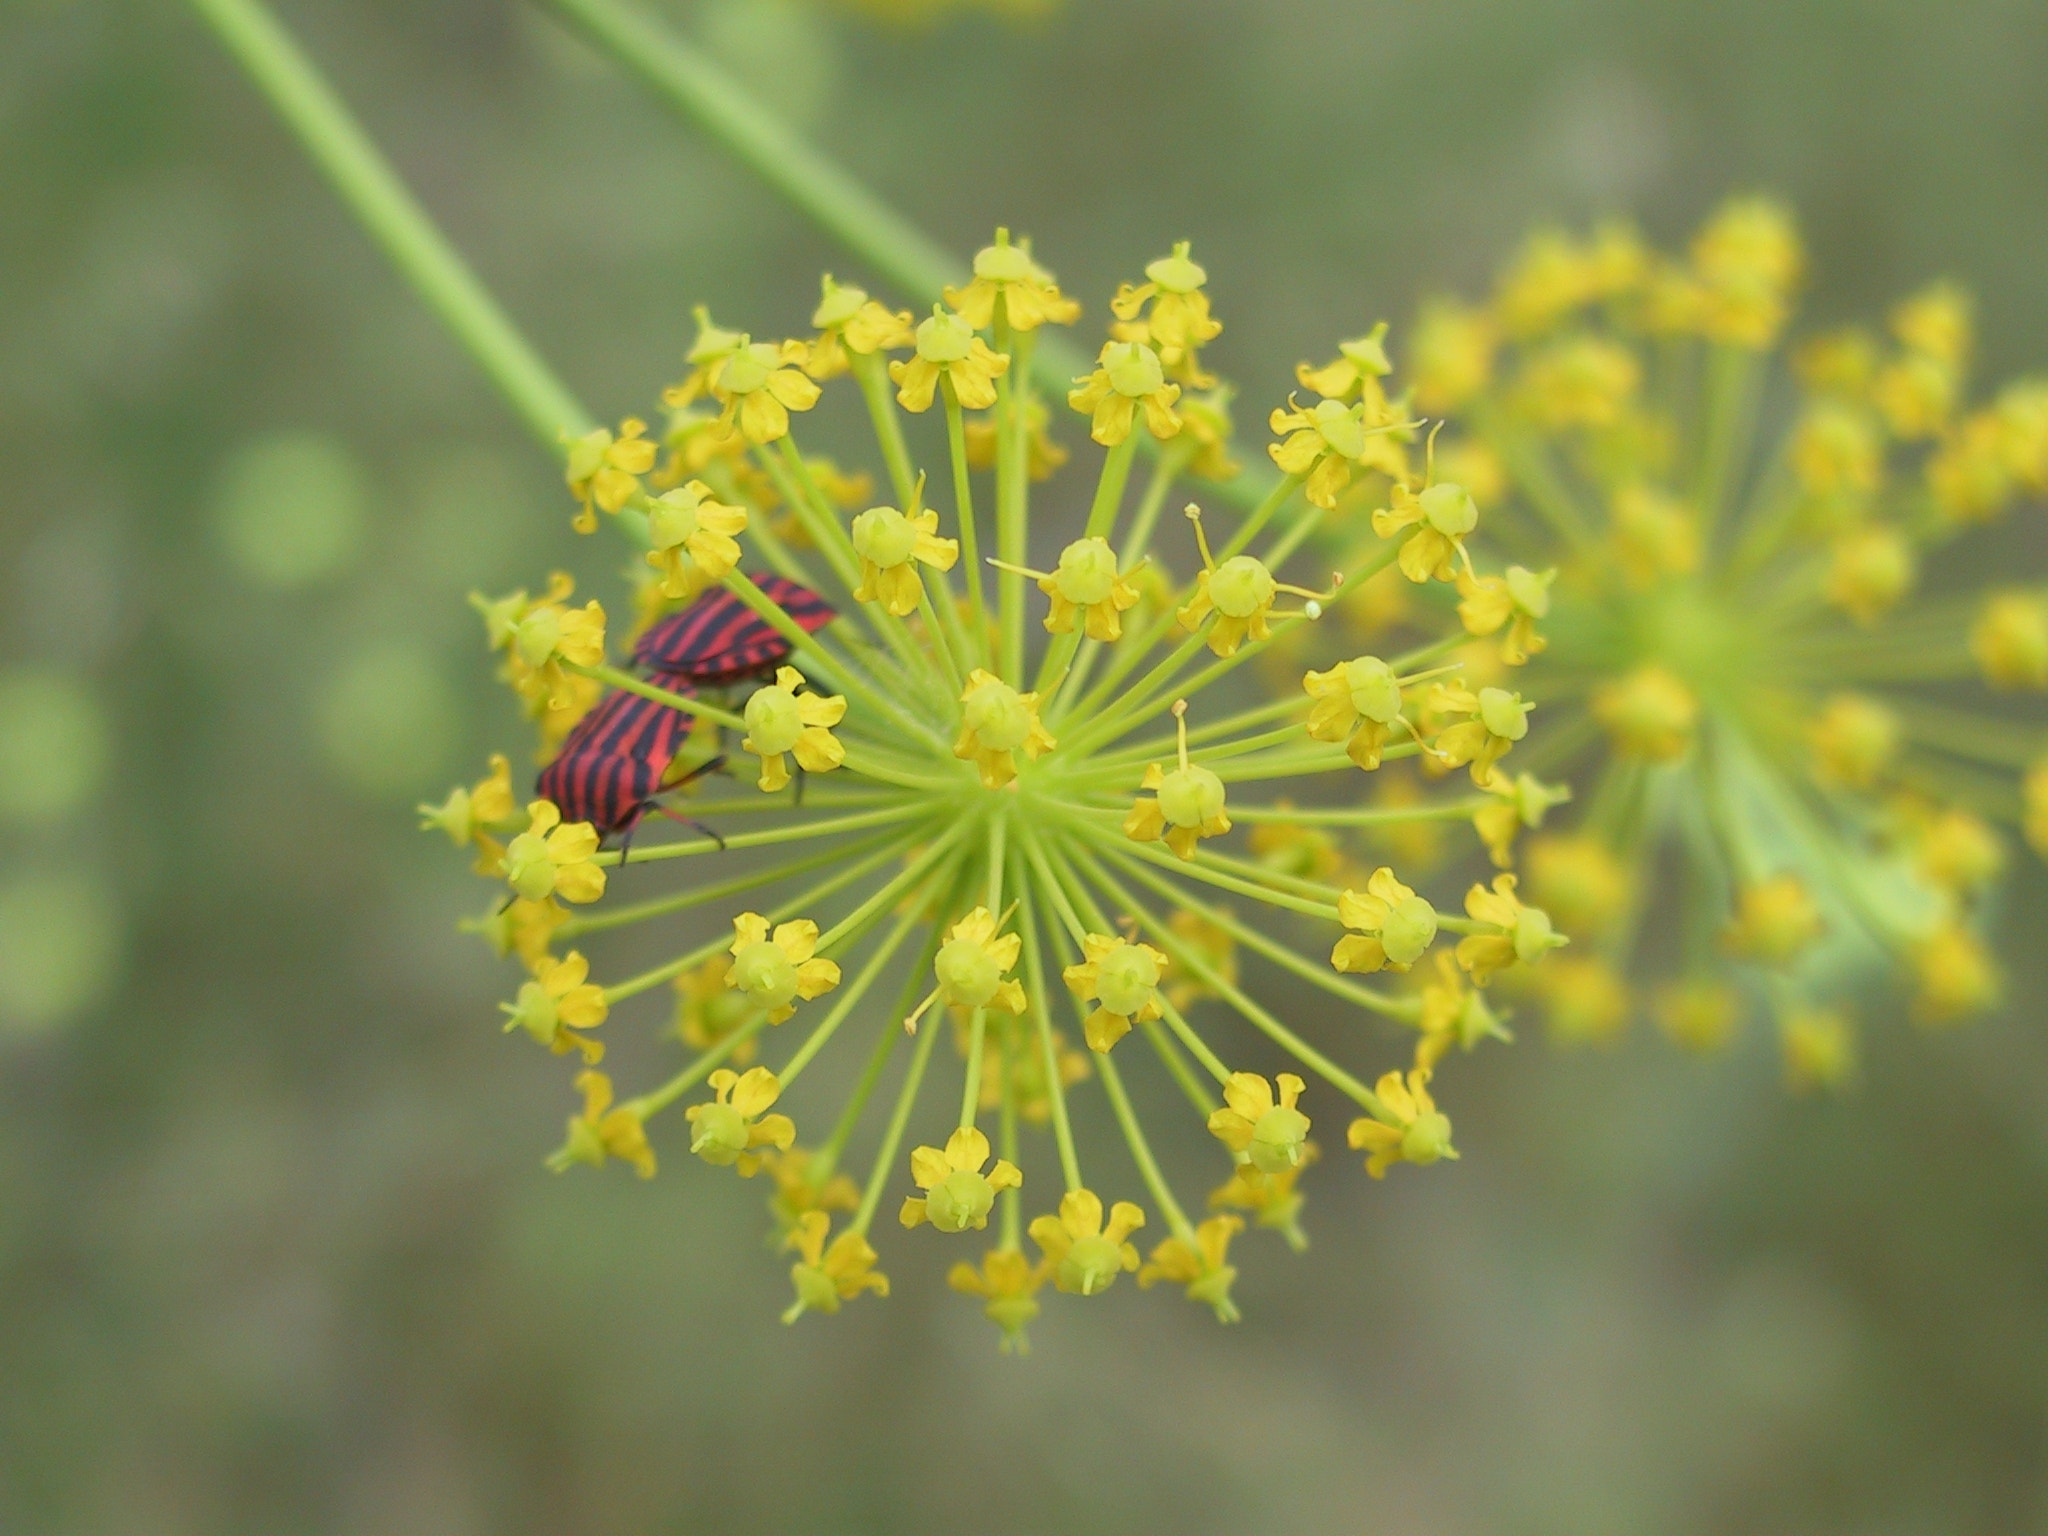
left=592, top=790, right=898, bottom=820
left=1083, top=432, right=1143, bottom=543
left=1258, top=495, right=1329, bottom=570
left=1056, top=629, right=1211, bottom=752
left=733, top=480, right=832, bottom=591
left=813, top=918, right=948, bottom=1182
left=533, top=0, right=961, bottom=311
left=601, top=832, right=911, bottom=1002
left=850, top=349, right=920, bottom=507
left=1052, top=598, right=1184, bottom=724
left=571, top=664, right=748, bottom=731
left=558, top=826, right=909, bottom=938
left=1102, top=847, right=1421, bottom=1022
left=1387, top=631, right=1476, bottom=674
left=184, top=0, right=592, bottom=450
left=1694, top=342, right=1762, bottom=548
left=1136, top=1012, right=1221, bottom=1115
left=621, top=1010, right=772, bottom=1119
left=998, top=1016, right=1023, bottom=1250
left=1037, top=839, right=1234, bottom=1089
left=914, top=578, right=967, bottom=697
left=994, top=318, right=1033, bottom=681
left=1204, top=747, right=1356, bottom=783
left=850, top=1001, right=942, bottom=1238
left=1016, top=885, right=1084, bottom=1192
left=1093, top=1047, right=1198, bottom=1246
left=598, top=800, right=932, bottom=867
left=941, top=384, right=991, bottom=666
left=1469, top=403, right=1598, bottom=556
left=777, top=899, right=926, bottom=1088
left=958, top=817, right=1007, bottom=1132
left=1215, top=471, right=1305, bottom=562
left=720, top=570, right=940, bottom=750
left=1894, top=699, right=2045, bottom=770
left=1066, top=844, right=1390, bottom=1118
left=1227, top=798, right=1486, bottom=826
left=1106, top=836, right=1339, bottom=920
left=1080, top=723, right=1299, bottom=780
left=815, top=819, right=971, bottom=951
left=1121, top=443, right=1194, bottom=566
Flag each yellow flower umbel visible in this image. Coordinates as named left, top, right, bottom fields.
left=1332, top=868, right=1439, bottom=975
left=686, top=1066, right=796, bottom=1175
left=1346, top=1069, right=1456, bottom=1178
left=1061, top=933, right=1167, bottom=1053
left=502, top=950, right=608, bottom=1063
left=891, top=306, right=1011, bottom=412
left=726, top=913, right=841, bottom=1023
left=501, top=800, right=607, bottom=905
left=1125, top=699, right=1231, bottom=860
left=783, top=1211, right=888, bottom=1323
left=644, top=481, right=747, bottom=598
left=851, top=483, right=959, bottom=617
left=899, top=1127, right=1022, bottom=1233
left=1138, top=1214, right=1243, bottom=1322
left=952, top=671, right=1054, bottom=789
left=1111, top=242, right=1222, bottom=387
left=564, top=417, right=656, bottom=532
left=740, top=666, right=847, bottom=792
left=439, top=236, right=1555, bottom=1341
left=1390, top=195, right=2048, bottom=1077
left=1029, top=1189, right=1146, bottom=1296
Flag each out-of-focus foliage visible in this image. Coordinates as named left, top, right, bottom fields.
left=3, top=0, right=2046, bottom=1531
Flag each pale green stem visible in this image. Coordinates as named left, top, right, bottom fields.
left=1137, top=1012, right=1222, bottom=1116
left=998, top=1014, right=1022, bottom=1249
left=1694, top=342, right=1761, bottom=553
left=559, top=825, right=909, bottom=937
left=1121, top=443, right=1193, bottom=566
left=915, top=576, right=967, bottom=697
left=995, top=317, right=1034, bottom=681
left=571, top=664, right=746, bottom=731
left=851, top=1003, right=942, bottom=1237
left=1084, top=432, right=1143, bottom=542
left=600, top=831, right=910, bottom=1001
left=1017, top=883, right=1084, bottom=1192
left=1105, top=836, right=1339, bottom=920
left=598, top=800, right=932, bottom=867
left=778, top=899, right=927, bottom=1087
left=813, top=916, right=950, bottom=1182
left=184, top=0, right=591, bottom=451
left=1102, top=845, right=1420, bottom=1022
left=620, top=1010, right=771, bottom=1119
left=1093, top=1048, right=1198, bottom=1245
left=734, top=481, right=829, bottom=590
left=1226, top=798, right=1486, bottom=827
left=1215, top=471, right=1305, bottom=561
left=850, top=348, right=920, bottom=506
left=959, top=815, right=1008, bottom=1132
left=1065, top=843, right=1390, bottom=1117
left=942, top=383, right=991, bottom=665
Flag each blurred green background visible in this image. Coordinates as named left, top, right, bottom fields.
left=4, top=0, right=2048, bottom=1531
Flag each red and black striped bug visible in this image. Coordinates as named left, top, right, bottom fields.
left=631, top=573, right=836, bottom=686
left=535, top=681, right=725, bottom=857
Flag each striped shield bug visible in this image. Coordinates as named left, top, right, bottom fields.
left=535, top=682, right=725, bottom=857
left=631, top=573, right=836, bottom=686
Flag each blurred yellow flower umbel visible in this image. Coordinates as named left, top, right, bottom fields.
left=1404, top=198, right=2047, bottom=1082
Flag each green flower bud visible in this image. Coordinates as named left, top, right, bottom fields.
left=690, top=1101, right=750, bottom=1165
left=1144, top=243, right=1208, bottom=293
left=502, top=835, right=557, bottom=902
left=1095, top=944, right=1161, bottom=1017
left=923, top=1170, right=996, bottom=1233
left=1104, top=340, right=1167, bottom=399
left=1059, top=1235, right=1124, bottom=1296
left=852, top=506, right=919, bottom=568
left=504, top=979, right=558, bottom=1046
left=1207, top=556, right=1276, bottom=619
left=1401, top=1110, right=1454, bottom=1166
left=936, top=935, right=1003, bottom=1008
left=718, top=344, right=775, bottom=395
left=1511, top=904, right=1562, bottom=963
left=744, top=685, right=804, bottom=756
left=1341, top=656, right=1402, bottom=722
left=1478, top=687, right=1532, bottom=741
left=1248, top=1102, right=1311, bottom=1175
left=730, top=939, right=799, bottom=1014
left=916, top=309, right=975, bottom=363
left=963, top=678, right=1033, bottom=752
left=1158, top=765, right=1226, bottom=829
left=1053, top=538, right=1119, bottom=606
left=1311, top=397, right=1367, bottom=459
left=1380, top=895, right=1440, bottom=966
left=1419, top=481, right=1479, bottom=538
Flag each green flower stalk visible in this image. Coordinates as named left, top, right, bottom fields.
left=425, top=238, right=1567, bottom=1345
